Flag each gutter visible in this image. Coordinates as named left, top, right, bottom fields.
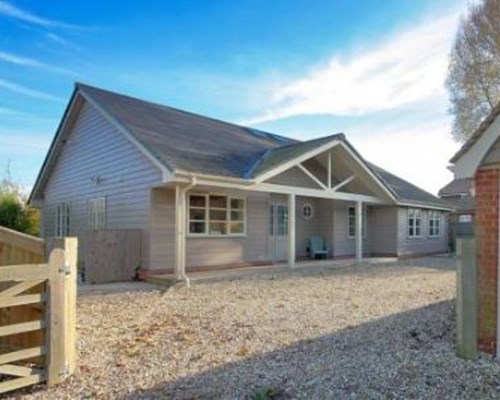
left=177, top=176, right=197, bottom=287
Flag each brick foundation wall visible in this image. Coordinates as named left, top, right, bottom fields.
left=475, top=167, right=499, bottom=354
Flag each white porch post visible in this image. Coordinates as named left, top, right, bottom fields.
left=355, top=200, right=363, bottom=262
left=327, top=151, right=332, bottom=189
left=288, top=193, right=296, bottom=268
left=175, top=185, right=187, bottom=282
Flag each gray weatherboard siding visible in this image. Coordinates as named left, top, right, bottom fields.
left=41, top=100, right=163, bottom=268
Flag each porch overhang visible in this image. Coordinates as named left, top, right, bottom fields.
left=171, top=171, right=389, bottom=205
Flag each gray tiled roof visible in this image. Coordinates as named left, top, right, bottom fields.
left=78, top=83, right=295, bottom=178
left=438, top=178, right=473, bottom=196
left=440, top=196, right=475, bottom=213
left=78, top=83, right=448, bottom=209
left=367, top=164, right=450, bottom=208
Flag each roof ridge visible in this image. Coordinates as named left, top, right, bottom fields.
left=75, top=82, right=292, bottom=145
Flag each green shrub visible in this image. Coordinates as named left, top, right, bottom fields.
left=0, top=190, right=39, bottom=236
left=251, top=386, right=282, bottom=400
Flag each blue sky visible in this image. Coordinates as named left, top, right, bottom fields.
left=0, top=0, right=468, bottom=194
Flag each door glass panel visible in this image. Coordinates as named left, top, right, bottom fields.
left=269, top=205, right=274, bottom=235
left=276, top=205, right=288, bottom=236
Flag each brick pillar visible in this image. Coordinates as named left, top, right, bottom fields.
left=475, top=167, right=500, bottom=354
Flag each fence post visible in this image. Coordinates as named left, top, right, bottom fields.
left=47, top=248, right=66, bottom=385
left=46, top=238, right=78, bottom=386
left=456, top=237, right=478, bottom=360
left=63, top=238, right=77, bottom=375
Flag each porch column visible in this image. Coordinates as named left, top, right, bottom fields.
left=355, top=200, right=363, bottom=261
left=288, top=193, right=296, bottom=268
left=175, top=185, right=187, bottom=281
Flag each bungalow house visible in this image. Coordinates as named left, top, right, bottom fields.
left=450, top=101, right=500, bottom=356
left=29, top=83, right=451, bottom=282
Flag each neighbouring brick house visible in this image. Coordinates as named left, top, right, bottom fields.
left=450, top=102, right=500, bottom=355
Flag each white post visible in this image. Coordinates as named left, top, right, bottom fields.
left=175, top=185, right=187, bottom=281
left=288, top=194, right=296, bottom=268
left=355, top=201, right=363, bottom=261
left=328, top=151, right=332, bottom=189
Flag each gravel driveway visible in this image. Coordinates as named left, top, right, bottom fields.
left=15, top=257, right=500, bottom=399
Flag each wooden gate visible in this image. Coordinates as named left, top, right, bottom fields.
left=0, top=238, right=77, bottom=395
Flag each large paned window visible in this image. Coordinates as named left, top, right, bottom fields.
left=88, top=197, right=106, bottom=231
left=407, top=208, right=422, bottom=238
left=55, top=202, right=71, bottom=237
left=188, top=194, right=246, bottom=236
left=428, top=210, right=441, bottom=238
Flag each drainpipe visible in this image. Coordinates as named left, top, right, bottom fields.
left=177, top=176, right=197, bottom=287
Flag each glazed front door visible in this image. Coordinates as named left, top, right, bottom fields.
left=269, top=203, right=288, bottom=261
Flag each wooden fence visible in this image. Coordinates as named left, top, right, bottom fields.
left=83, top=229, right=141, bottom=283
left=0, top=226, right=77, bottom=395
left=0, top=227, right=45, bottom=265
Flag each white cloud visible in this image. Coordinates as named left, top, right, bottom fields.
left=45, top=32, right=81, bottom=51
left=237, top=7, right=465, bottom=194
left=0, top=0, right=84, bottom=29
left=243, top=12, right=460, bottom=125
left=348, top=116, right=460, bottom=195
left=0, top=50, right=77, bottom=76
left=0, top=79, right=62, bottom=101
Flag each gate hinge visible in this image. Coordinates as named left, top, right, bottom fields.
left=58, top=262, right=71, bottom=275
left=59, top=364, right=71, bottom=378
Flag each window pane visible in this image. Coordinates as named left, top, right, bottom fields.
left=209, top=209, right=226, bottom=221
left=230, top=198, right=244, bottom=209
left=209, top=195, right=227, bottom=208
left=230, top=210, right=244, bottom=221
left=190, top=195, right=206, bottom=207
left=190, top=208, right=205, bottom=220
left=189, top=222, right=205, bottom=234
left=230, top=222, right=244, bottom=234
left=209, top=222, right=227, bottom=235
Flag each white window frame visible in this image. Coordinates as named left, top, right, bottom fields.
left=88, top=197, right=106, bottom=231
left=428, top=210, right=441, bottom=238
left=55, top=202, right=71, bottom=238
left=187, top=193, right=246, bottom=237
left=458, top=214, right=472, bottom=223
left=301, top=203, right=314, bottom=220
left=407, top=208, right=422, bottom=238
left=347, top=206, right=367, bottom=239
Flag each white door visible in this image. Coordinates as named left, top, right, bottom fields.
left=269, top=203, right=288, bottom=261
